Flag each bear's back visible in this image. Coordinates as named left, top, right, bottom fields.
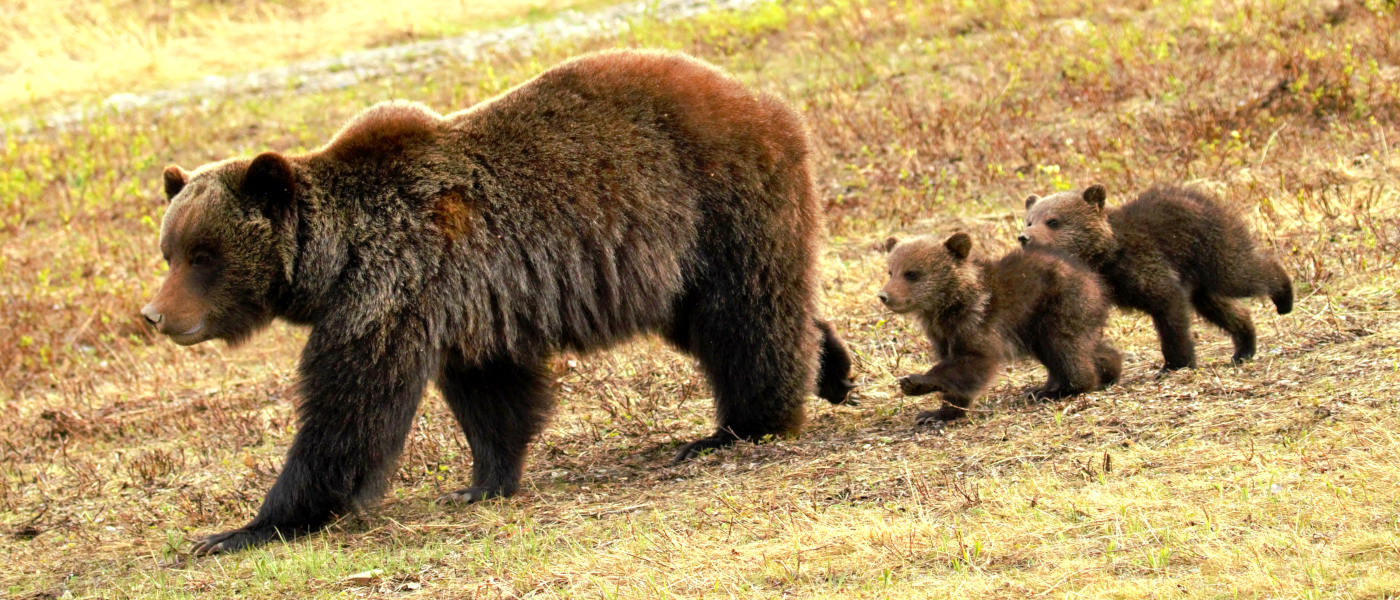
left=1113, top=185, right=1260, bottom=283
left=449, top=50, right=809, bottom=184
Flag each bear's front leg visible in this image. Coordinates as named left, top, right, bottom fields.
left=435, top=351, right=555, bottom=504
left=906, top=353, right=997, bottom=423
left=193, top=324, right=432, bottom=555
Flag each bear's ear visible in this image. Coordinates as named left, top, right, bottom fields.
left=162, top=165, right=188, bottom=201
left=1024, top=194, right=1039, bottom=211
left=884, top=236, right=899, bottom=253
left=943, top=232, right=972, bottom=261
left=241, top=151, right=296, bottom=220
left=1082, top=185, right=1106, bottom=212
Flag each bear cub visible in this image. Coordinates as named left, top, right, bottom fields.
left=1020, top=185, right=1293, bottom=371
left=881, top=233, right=1122, bottom=423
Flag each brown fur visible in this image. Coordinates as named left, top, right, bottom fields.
left=141, top=50, right=855, bottom=554
left=1019, top=184, right=1293, bottom=370
left=880, top=233, right=1121, bottom=422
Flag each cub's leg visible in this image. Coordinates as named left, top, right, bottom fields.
left=902, top=353, right=998, bottom=423
left=1190, top=291, right=1257, bottom=364
left=1147, top=288, right=1196, bottom=372
left=1030, top=336, right=1099, bottom=399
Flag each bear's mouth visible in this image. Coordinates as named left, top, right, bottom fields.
left=168, top=321, right=209, bottom=345
left=882, top=300, right=913, bottom=314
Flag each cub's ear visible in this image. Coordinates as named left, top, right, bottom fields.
left=1083, top=185, right=1106, bottom=212
left=884, top=236, right=899, bottom=253
left=943, top=232, right=972, bottom=261
left=1024, top=194, right=1039, bottom=211
left=242, top=151, right=296, bottom=220
left=162, top=165, right=188, bottom=201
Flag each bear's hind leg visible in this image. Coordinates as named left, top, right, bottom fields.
left=1031, top=336, right=1099, bottom=399
left=1190, top=291, right=1257, bottom=364
left=814, top=319, right=856, bottom=405
left=438, top=352, right=555, bottom=504
left=672, top=295, right=815, bottom=463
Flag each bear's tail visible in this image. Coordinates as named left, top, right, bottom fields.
left=1264, top=257, right=1293, bottom=315
left=814, top=319, right=856, bottom=405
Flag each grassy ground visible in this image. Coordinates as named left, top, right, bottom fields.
left=0, top=0, right=611, bottom=111
left=4, top=0, right=1400, bottom=597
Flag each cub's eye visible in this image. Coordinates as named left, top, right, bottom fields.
left=1046, top=218, right=1061, bottom=229
left=903, top=270, right=920, bottom=282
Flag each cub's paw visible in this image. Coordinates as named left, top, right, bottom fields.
left=672, top=434, right=738, bottom=464
left=1155, top=363, right=1194, bottom=378
left=1230, top=351, right=1256, bottom=365
left=898, top=374, right=938, bottom=396
left=192, top=526, right=282, bottom=556
left=915, top=405, right=965, bottom=425
left=1028, top=386, right=1078, bottom=401
left=438, top=485, right=513, bottom=505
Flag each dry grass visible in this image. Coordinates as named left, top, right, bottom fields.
left=4, top=0, right=1400, bottom=598
left=0, top=0, right=607, bottom=110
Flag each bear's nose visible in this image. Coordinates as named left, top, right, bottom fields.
left=1017, top=234, right=1030, bottom=246
left=878, top=292, right=890, bottom=305
left=141, top=304, right=164, bottom=327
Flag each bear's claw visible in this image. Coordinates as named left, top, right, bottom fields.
left=192, top=526, right=282, bottom=556
left=438, top=486, right=510, bottom=505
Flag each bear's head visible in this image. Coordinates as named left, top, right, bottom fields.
left=141, top=152, right=297, bottom=346
left=1018, top=184, right=1116, bottom=264
left=879, top=232, right=978, bottom=316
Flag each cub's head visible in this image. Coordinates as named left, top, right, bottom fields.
left=879, top=232, right=978, bottom=316
left=141, top=152, right=296, bottom=346
left=1018, top=184, right=1116, bottom=262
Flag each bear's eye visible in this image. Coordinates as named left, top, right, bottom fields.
left=1046, top=218, right=1061, bottom=229
left=902, top=270, right=920, bottom=282
left=188, top=249, right=217, bottom=268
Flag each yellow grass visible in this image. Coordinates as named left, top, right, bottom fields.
left=0, top=0, right=605, bottom=109
left=3, top=0, right=1400, bottom=598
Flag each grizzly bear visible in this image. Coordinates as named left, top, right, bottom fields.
left=1019, top=185, right=1293, bottom=371
left=141, top=49, right=853, bottom=554
left=880, top=233, right=1122, bottom=422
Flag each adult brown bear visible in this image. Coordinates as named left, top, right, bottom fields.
left=142, top=49, right=853, bottom=554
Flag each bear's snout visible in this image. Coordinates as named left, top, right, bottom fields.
left=141, top=289, right=211, bottom=345
left=141, top=304, right=164, bottom=327
left=878, top=291, right=890, bottom=305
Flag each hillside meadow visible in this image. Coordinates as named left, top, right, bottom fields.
left=2, top=0, right=1399, bottom=597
